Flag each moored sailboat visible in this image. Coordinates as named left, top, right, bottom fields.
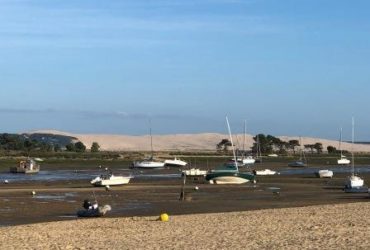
left=205, top=117, right=255, bottom=185
left=344, top=118, right=364, bottom=189
left=337, top=128, right=350, bottom=165
left=132, top=123, right=164, bottom=169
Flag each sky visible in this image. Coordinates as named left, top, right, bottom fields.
left=0, top=0, right=369, bottom=140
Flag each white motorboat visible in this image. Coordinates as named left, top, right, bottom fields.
left=253, top=169, right=277, bottom=176
left=182, top=168, right=207, bottom=176
left=91, top=173, right=131, bottom=186
left=164, top=158, right=187, bottom=167
left=337, top=128, right=351, bottom=165
left=316, top=169, right=333, bottom=178
left=344, top=118, right=364, bottom=189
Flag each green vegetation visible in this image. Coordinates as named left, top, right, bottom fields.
left=91, top=142, right=100, bottom=153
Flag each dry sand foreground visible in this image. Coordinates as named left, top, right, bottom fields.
left=1, top=202, right=369, bottom=249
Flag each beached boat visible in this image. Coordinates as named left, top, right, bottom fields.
left=205, top=117, right=255, bottom=185
left=344, top=118, right=364, bottom=189
left=132, top=159, right=165, bottom=168
left=337, top=128, right=350, bottom=165
left=288, top=160, right=307, bottom=167
left=9, top=158, right=40, bottom=174
left=182, top=168, right=207, bottom=176
left=315, top=170, right=333, bottom=178
left=253, top=169, right=277, bottom=176
left=132, top=123, right=164, bottom=169
left=77, top=205, right=111, bottom=217
left=90, top=173, right=131, bottom=186
left=164, top=158, right=187, bottom=167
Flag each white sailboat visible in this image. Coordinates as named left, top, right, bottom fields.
left=132, top=124, right=165, bottom=169
left=235, top=121, right=255, bottom=165
left=344, top=118, right=364, bottom=189
left=337, top=127, right=350, bottom=165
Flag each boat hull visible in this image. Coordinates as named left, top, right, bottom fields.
left=205, top=172, right=255, bottom=184
left=91, top=176, right=131, bottom=186
left=77, top=205, right=111, bottom=217
left=9, top=167, right=39, bottom=174
left=132, top=161, right=165, bottom=168
left=315, top=170, right=333, bottom=178
left=182, top=168, right=207, bottom=176
left=345, top=175, right=364, bottom=188
left=337, top=159, right=350, bottom=165
left=164, top=159, right=187, bottom=167
left=253, top=169, right=277, bottom=176
left=288, top=161, right=307, bottom=167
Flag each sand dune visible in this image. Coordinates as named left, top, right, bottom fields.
left=32, top=130, right=370, bottom=152
left=1, top=202, right=369, bottom=249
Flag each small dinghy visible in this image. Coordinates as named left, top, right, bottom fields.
left=77, top=199, right=111, bottom=217
left=315, top=169, right=333, bottom=178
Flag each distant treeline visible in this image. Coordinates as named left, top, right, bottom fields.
left=0, top=133, right=98, bottom=153
left=217, top=134, right=348, bottom=155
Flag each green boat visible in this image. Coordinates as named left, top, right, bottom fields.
left=205, top=117, right=256, bottom=185
left=205, top=164, right=255, bottom=184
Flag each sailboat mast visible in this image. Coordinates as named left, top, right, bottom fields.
left=339, top=127, right=343, bottom=157
left=149, top=119, right=153, bottom=158
left=226, top=116, right=238, bottom=171
left=243, top=120, right=246, bottom=154
left=351, top=117, right=354, bottom=175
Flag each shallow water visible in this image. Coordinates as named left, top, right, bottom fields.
left=1, top=165, right=370, bottom=184
left=279, top=165, right=370, bottom=175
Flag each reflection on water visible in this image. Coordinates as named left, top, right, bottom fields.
left=280, top=166, right=370, bottom=175
left=0, top=169, right=182, bottom=183
left=33, top=192, right=77, bottom=201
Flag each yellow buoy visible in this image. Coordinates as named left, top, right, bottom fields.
left=159, top=213, right=169, bottom=222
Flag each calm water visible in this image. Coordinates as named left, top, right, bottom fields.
left=1, top=165, right=370, bottom=183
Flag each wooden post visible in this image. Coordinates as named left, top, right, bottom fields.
left=179, top=173, right=186, bottom=201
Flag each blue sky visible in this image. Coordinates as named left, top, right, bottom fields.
left=0, top=0, right=369, bottom=140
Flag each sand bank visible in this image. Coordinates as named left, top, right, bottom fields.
left=32, top=130, right=370, bottom=152
left=1, top=202, right=369, bottom=249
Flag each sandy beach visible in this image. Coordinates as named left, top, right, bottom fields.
left=0, top=202, right=369, bottom=249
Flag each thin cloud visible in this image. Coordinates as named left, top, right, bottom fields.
left=0, top=108, right=193, bottom=120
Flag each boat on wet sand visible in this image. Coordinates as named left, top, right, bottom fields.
left=344, top=118, right=364, bottom=190
left=253, top=169, right=278, bottom=176
left=132, top=123, right=164, bottom=169
left=182, top=168, right=207, bottom=176
left=315, top=169, right=333, bottom=178
left=10, top=158, right=40, bottom=174
left=337, top=128, right=350, bottom=165
left=90, top=173, right=131, bottom=186
left=164, top=158, right=187, bottom=167
left=205, top=117, right=255, bottom=185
